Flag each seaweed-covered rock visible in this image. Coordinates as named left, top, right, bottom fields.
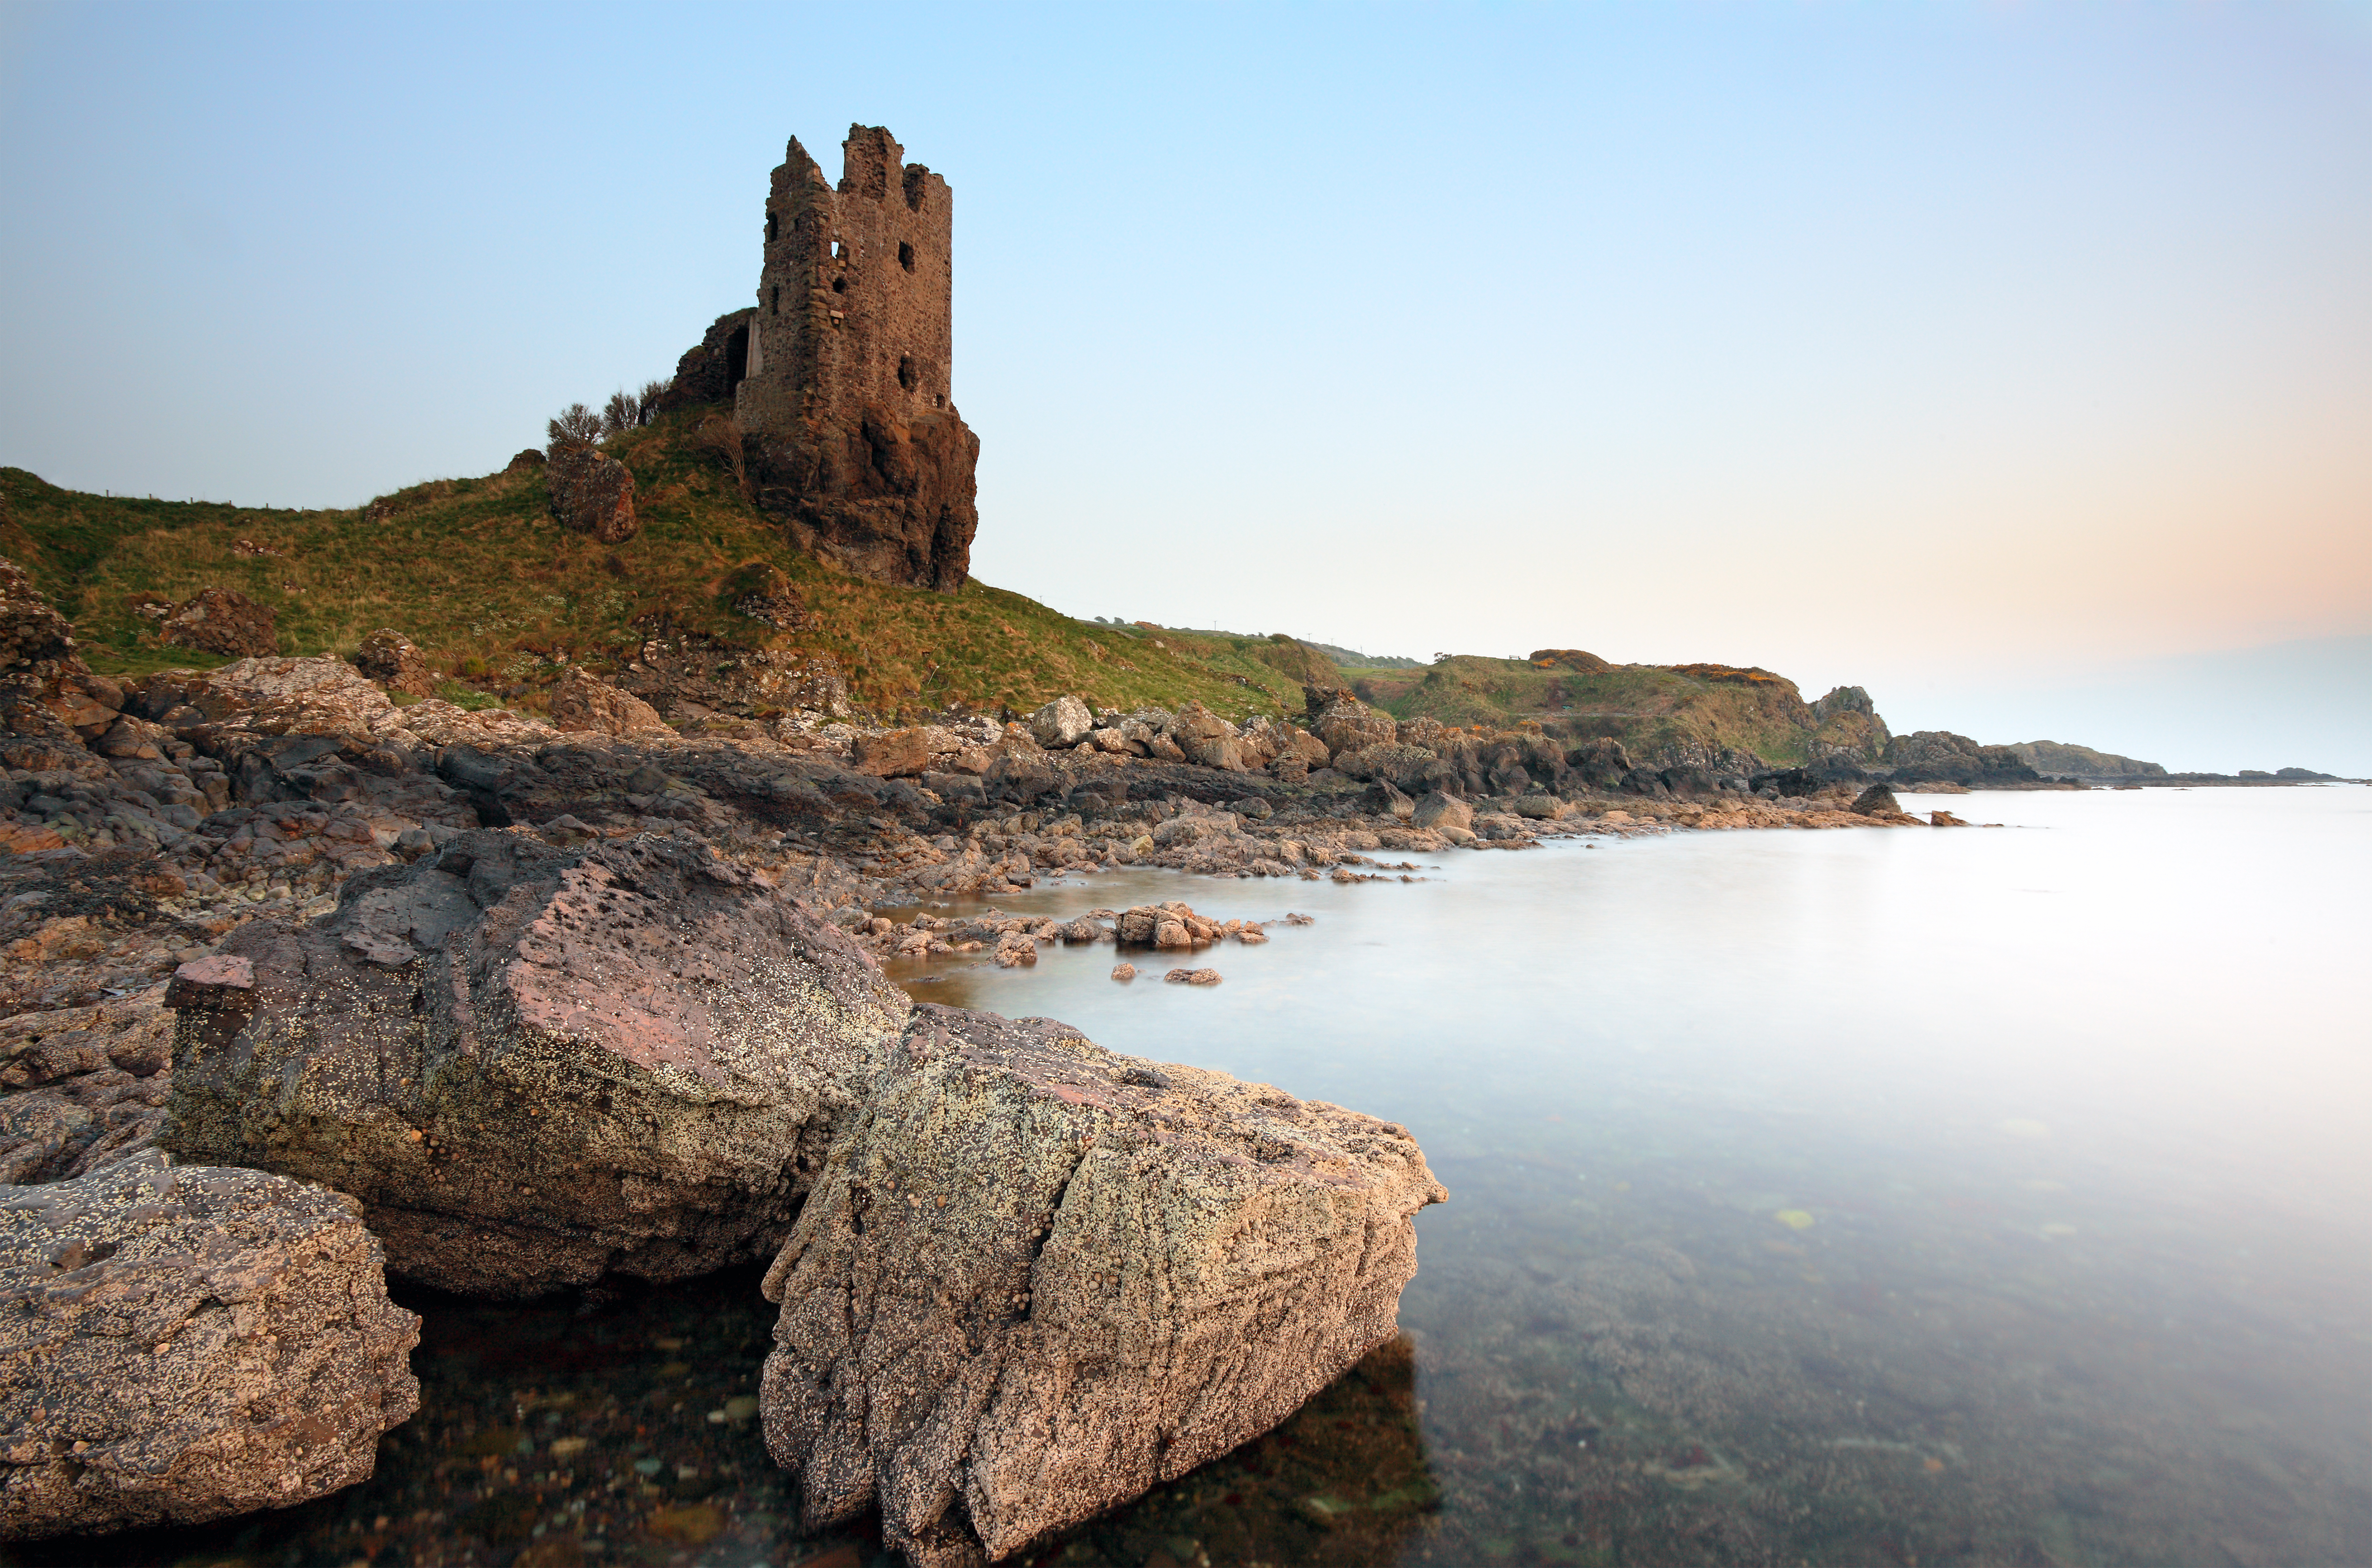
left=759, top=1006, right=1445, bottom=1567
left=0, top=1154, right=419, bottom=1540
left=160, top=829, right=909, bottom=1298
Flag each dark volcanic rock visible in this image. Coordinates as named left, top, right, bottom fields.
left=160, top=830, right=909, bottom=1298
left=546, top=441, right=639, bottom=544
left=1881, top=730, right=2042, bottom=787
left=759, top=1006, right=1446, bottom=1568
left=750, top=407, right=980, bottom=594
left=161, top=586, right=277, bottom=659
left=0, top=1153, right=419, bottom=1540
left=1850, top=784, right=1901, bottom=816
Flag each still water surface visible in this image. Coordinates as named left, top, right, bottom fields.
left=19, top=786, right=2368, bottom=1568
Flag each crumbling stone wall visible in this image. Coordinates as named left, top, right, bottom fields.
left=653, top=308, right=757, bottom=416
left=732, top=127, right=980, bottom=594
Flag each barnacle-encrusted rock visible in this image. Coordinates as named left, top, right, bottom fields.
left=759, top=1005, right=1445, bottom=1567
left=0, top=1153, right=418, bottom=1540
left=160, top=829, right=908, bottom=1297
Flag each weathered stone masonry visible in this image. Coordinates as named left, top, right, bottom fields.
left=721, top=125, right=981, bottom=595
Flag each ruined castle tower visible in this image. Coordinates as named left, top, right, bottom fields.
left=731, top=125, right=981, bottom=593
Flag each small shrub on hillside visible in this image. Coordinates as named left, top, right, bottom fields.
left=598, top=379, right=676, bottom=439
left=694, top=412, right=749, bottom=498
left=548, top=403, right=602, bottom=449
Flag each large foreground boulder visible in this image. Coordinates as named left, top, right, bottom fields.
left=0, top=1153, right=419, bottom=1540
left=160, top=829, right=909, bottom=1297
left=759, top=1005, right=1446, bottom=1568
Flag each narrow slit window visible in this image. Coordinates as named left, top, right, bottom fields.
left=899, top=241, right=915, bottom=272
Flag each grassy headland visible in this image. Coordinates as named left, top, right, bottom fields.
left=3, top=413, right=1866, bottom=765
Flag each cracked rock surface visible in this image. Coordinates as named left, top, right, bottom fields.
left=160, top=828, right=909, bottom=1298
left=759, top=1005, right=1446, bottom=1567
left=0, top=1153, right=419, bottom=1540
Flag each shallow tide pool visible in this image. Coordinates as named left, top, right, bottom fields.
left=19, top=785, right=2369, bottom=1568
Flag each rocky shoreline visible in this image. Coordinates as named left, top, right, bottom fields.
left=0, top=553, right=2063, bottom=1560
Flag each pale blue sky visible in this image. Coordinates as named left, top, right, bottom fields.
left=3, top=2, right=2367, bottom=771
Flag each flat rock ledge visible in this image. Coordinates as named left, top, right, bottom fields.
left=0, top=1153, right=420, bottom=1540
left=160, top=828, right=909, bottom=1298
left=759, top=1005, right=1446, bottom=1568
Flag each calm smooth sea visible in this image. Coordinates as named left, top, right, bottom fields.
left=19, top=785, right=2367, bottom=1568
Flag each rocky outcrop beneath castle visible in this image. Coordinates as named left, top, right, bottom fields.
left=759, top=1005, right=1445, bottom=1568
left=0, top=1153, right=419, bottom=1541
left=747, top=405, right=980, bottom=594
left=162, top=587, right=277, bottom=660
left=546, top=441, right=639, bottom=544
left=159, top=830, right=908, bottom=1297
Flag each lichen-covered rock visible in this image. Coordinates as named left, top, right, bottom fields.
left=546, top=666, right=671, bottom=738
left=1026, top=696, right=1093, bottom=750
left=352, top=628, right=437, bottom=697
left=1310, top=692, right=1396, bottom=762
left=161, top=829, right=909, bottom=1297
left=161, top=586, right=277, bottom=658
left=759, top=1006, right=1445, bottom=1567
left=546, top=442, right=639, bottom=544
left=0, top=1153, right=420, bottom=1540
left=133, top=655, right=394, bottom=738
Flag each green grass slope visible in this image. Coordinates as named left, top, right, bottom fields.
left=1, top=416, right=1332, bottom=725
left=1337, top=655, right=1845, bottom=766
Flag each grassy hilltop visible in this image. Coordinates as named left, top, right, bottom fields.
left=2, top=412, right=1865, bottom=766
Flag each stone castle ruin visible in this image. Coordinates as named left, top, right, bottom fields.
left=664, top=126, right=980, bottom=593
